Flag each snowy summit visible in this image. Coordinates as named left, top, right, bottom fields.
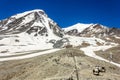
left=63, top=23, right=94, bottom=33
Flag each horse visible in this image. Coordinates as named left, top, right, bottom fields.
left=93, top=68, right=100, bottom=76
left=93, top=66, right=106, bottom=76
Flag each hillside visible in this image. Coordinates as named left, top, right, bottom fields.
left=95, top=45, right=120, bottom=64
left=0, top=48, right=120, bottom=80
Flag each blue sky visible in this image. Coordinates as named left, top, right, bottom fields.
left=0, top=0, right=120, bottom=28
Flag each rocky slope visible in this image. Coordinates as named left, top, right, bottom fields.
left=63, top=23, right=120, bottom=38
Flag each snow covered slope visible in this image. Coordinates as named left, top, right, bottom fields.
left=63, top=23, right=120, bottom=38
left=63, top=23, right=93, bottom=33
left=0, top=9, right=64, bottom=54
left=0, top=9, right=63, bottom=38
left=0, top=9, right=120, bottom=59
left=63, top=23, right=94, bottom=35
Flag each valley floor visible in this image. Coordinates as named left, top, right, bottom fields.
left=0, top=48, right=120, bottom=80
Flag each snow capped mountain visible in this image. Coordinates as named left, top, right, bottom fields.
left=78, top=24, right=109, bottom=37
left=0, top=9, right=63, bottom=38
left=0, top=9, right=64, bottom=53
left=64, top=23, right=120, bottom=38
left=63, top=23, right=94, bottom=33
left=0, top=9, right=120, bottom=55
left=63, top=23, right=95, bottom=36
left=81, top=24, right=120, bottom=38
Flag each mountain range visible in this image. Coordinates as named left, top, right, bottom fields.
left=0, top=9, right=120, bottom=55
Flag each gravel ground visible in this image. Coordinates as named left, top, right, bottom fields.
left=0, top=48, right=120, bottom=80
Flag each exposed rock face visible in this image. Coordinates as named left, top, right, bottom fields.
left=0, top=9, right=63, bottom=37
left=64, top=23, right=120, bottom=38
left=79, top=24, right=120, bottom=37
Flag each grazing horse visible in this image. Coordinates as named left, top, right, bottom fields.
left=99, top=66, right=106, bottom=72
left=93, top=68, right=100, bottom=76
left=93, top=66, right=106, bottom=76
left=95, top=66, right=106, bottom=72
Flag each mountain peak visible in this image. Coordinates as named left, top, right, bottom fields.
left=63, top=23, right=93, bottom=33
left=11, top=9, right=45, bottom=19
left=75, top=23, right=92, bottom=25
left=73, top=23, right=93, bottom=28
left=28, top=9, right=44, bottom=12
left=0, top=9, right=63, bottom=38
